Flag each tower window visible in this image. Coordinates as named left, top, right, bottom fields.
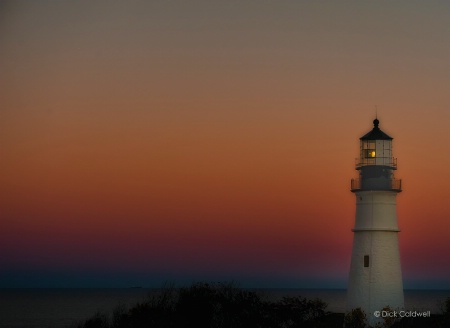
left=364, top=255, right=370, bottom=267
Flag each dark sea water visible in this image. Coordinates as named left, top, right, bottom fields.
left=0, top=288, right=448, bottom=328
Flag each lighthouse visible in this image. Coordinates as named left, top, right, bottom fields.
left=346, top=118, right=404, bottom=324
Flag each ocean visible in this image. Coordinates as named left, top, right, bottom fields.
left=0, top=289, right=448, bottom=328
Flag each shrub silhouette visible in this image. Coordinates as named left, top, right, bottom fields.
left=176, top=283, right=218, bottom=328
left=441, top=297, right=450, bottom=328
left=81, top=312, right=109, bottom=328
left=110, top=284, right=178, bottom=328
left=175, top=282, right=270, bottom=328
left=77, top=285, right=448, bottom=328
left=77, top=281, right=334, bottom=328
left=273, top=296, right=328, bottom=328
left=344, top=308, right=367, bottom=328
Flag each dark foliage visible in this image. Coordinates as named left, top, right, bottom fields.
left=76, top=284, right=448, bottom=328
left=343, top=308, right=367, bottom=328
left=81, top=312, right=109, bottom=328
left=76, top=282, right=335, bottom=328
left=272, top=296, right=329, bottom=328
left=175, top=282, right=268, bottom=328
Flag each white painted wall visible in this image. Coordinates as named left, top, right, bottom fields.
left=354, top=191, right=399, bottom=231
left=347, top=190, right=404, bottom=326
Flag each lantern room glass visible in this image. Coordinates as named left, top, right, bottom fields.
left=359, top=139, right=394, bottom=168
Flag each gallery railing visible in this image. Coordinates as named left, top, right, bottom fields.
left=351, top=178, right=402, bottom=192
left=355, top=157, right=397, bottom=169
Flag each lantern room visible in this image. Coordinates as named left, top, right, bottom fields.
left=351, top=119, right=401, bottom=192
left=356, top=118, right=397, bottom=169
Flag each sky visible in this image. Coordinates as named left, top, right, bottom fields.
left=1, top=1, right=450, bottom=289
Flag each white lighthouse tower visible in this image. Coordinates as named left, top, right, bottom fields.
left=346, top=118, right=404, bottom=324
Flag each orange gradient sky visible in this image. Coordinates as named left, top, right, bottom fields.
left=1, top=1, right=450, bottom=288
